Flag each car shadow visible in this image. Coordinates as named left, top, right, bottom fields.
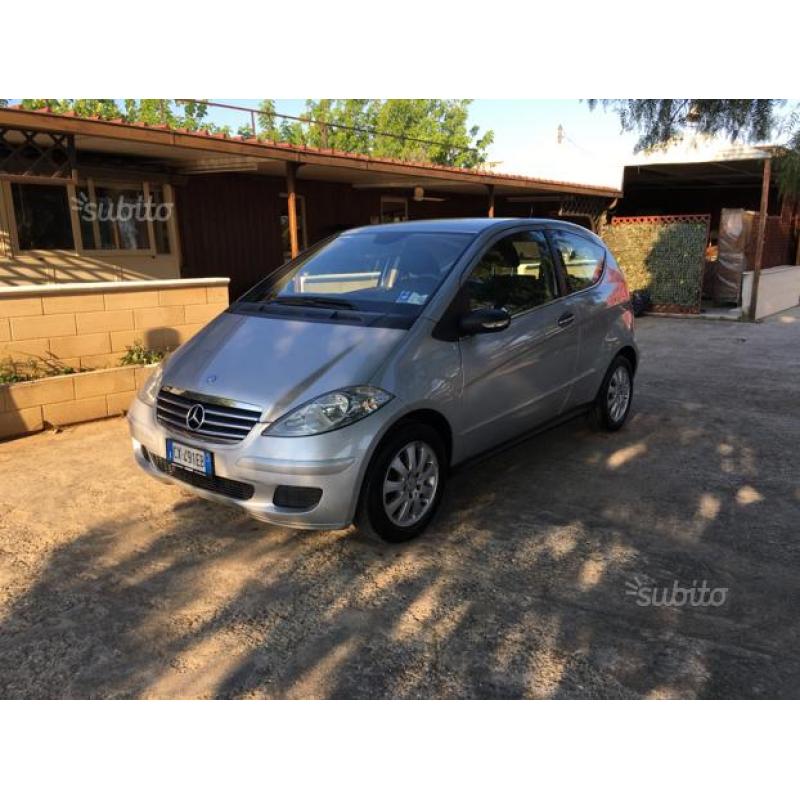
left=4, top=312, right=800, bottom=698
left=2, top=370, right=800, bottom=699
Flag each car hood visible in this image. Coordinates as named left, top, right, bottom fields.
left=162, top=311, right=407, bottom=421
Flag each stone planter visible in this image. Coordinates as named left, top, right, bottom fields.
left=0, top=363, right=158, bottom=440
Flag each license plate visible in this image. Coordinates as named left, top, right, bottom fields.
left=166, top=440, right=214, bottom=476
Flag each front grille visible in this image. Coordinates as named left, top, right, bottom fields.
left=156, top=386, right=262, bottom=443
left=149, top=452, right=255, bottom=500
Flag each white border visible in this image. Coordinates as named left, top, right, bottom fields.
left=1, top=701, right=796, bottom=799
left=3, top=1, right=797, bottom=97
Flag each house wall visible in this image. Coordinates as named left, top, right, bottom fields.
left=0, top=277, right=229, bottom=372
left=176, top=174, right=286, bottom=300
left=176, top=174, right=491, bottom=298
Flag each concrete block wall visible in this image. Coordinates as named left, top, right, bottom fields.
left=0, top=363, right=158, bottom=440
left=742, top=264, right=800, bottom=319
left=0, top=277, right=229, bottom=371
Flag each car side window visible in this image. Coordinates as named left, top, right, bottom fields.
left=466, top=230, right=558, bottom=316
left=551, top=231, right=606, bottom=293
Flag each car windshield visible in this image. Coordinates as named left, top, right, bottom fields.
left=238, top=230, right=473, bottom=319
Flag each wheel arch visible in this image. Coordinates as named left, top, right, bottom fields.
left=617, top=345, right=638, bottom=374
left=382, top=408, right=454, bottom=467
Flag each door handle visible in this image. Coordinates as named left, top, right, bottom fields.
left=557, top=312, right=575, bottom=328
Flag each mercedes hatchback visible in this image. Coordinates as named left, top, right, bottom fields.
left=128, top=219, right=638, bottom=542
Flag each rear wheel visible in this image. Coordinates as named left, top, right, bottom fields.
left=591, top=355, right=634, bottom=431
left=357, top=422, right=446, bottom=543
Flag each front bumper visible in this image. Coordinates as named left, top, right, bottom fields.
left=127, top=395, right=390, bottom=529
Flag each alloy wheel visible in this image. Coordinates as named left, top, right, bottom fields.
left=382, top=441, right=439, bottom=527
left=607, top=365, right=632, bottom=423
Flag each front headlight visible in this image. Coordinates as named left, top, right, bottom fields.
left=137, top=363, right=163, bottom=407
left=264, top=385, right=393, bottom=437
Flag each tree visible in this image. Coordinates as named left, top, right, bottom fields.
left=594, top=99, right=799, bottom=197
left=16, top=99, right=230, bottom=134
left=11, top=98, right=493, bottom=168
left=256, top=99, right=494, bottom=168
left=0, top=99, right=7, bottom=108
left=19, top=98, right=122, bottom=119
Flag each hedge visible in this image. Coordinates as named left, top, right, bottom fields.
left=602, top=216, right=709, bottom=312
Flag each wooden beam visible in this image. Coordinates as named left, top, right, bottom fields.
left=0, top=173, right=73, bottom=186
left=748, top=157, right=771, bottom=321
left=286, top=162, right=300, bottom=259
left=487, top=184, right=495, bottom=218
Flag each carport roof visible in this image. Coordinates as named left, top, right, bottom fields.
left=0, top=106, right=621, bottom=199
left=623, top=146, right=780, bottom=191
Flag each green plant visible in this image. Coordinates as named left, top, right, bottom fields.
left=0, top=358, right=33, bottom=383
left=119, top=341, right=164, bottom=366
left=602, top=220, right=707, bottom=310
left=0, top=355, right=84, bottom=385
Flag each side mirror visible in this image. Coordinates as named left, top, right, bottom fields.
left=458, top=307, right=511, bottom=336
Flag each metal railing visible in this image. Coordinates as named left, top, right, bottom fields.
left=177, top=99, right=480, bottom=157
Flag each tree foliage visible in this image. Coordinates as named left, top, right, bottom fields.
left=11, top=98, right=492, bottom=168
left=594, top=99, right=800, bottom=197
left=256, top=99, right=494, bottom=168
left=15, top=99, right=230, bottom=134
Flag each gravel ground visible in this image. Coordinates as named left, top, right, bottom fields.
left=2, top=310, right=800, bottom=699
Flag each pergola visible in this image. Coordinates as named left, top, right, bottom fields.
left=621, top=148, right=782, bottom=319
left=0, top=106, right=620, bottom=256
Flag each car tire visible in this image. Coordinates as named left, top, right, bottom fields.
left=356, top=422, right=447, bottom=543
left=591, top=354, right=634, bottom=431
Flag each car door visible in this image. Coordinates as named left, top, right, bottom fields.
left=456, top=227, right=580, bottom=459
left=548, top=228, right=611, bottom=407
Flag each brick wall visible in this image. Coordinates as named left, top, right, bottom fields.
left=0, top=277, right=229, bottom=371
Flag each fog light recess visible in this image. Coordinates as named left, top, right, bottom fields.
left=273, top=485, right=323, bottom=510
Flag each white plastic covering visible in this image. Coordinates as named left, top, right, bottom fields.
left=714, top=208, right=755, bottom=303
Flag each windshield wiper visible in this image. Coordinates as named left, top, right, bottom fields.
left=269, top=296, right=356, bottom=310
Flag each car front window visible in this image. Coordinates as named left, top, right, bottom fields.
left=238, top=230, right=473, bottom=319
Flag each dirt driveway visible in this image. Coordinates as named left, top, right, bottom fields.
left=2, top=310, right=800, bottom=699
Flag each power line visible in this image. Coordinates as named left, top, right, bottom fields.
left=178, top=99, right=481, bottom=156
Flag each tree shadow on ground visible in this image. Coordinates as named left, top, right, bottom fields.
left=2, top=320, right=800, bottom=698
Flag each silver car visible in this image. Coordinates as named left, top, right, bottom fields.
left=128, top=219, right=637, bottom=542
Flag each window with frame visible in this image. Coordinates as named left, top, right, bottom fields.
left=466, top=230, right=558, bottom=316
left=75, top=179, right=172, bottom=253
left=550, top=230, right=605, bottom=293
left=10, top=183, right=75, bottom=251
left=380, top=196, right=408, bottom=224
left=150, top=185, right=172, bottom=254
left=279, top=194, right=308, bottom=262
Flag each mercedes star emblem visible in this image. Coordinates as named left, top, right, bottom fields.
left=186, top=403, right=205, bottom=431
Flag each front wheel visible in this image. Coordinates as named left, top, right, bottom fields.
left=591, top=355, right=634, bottom=431
left=357, top=422, right=446, bottom=543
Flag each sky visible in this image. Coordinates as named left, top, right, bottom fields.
left=208, top=99, right=641, bottom=189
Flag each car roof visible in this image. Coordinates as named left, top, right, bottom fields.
left=344, top=217, right=601, bottom=239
